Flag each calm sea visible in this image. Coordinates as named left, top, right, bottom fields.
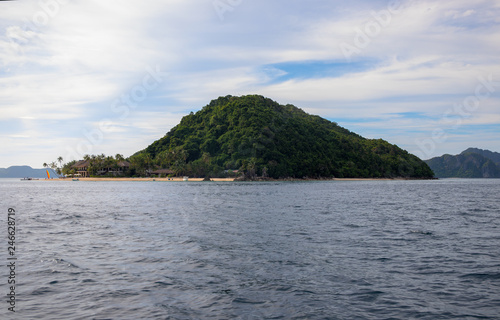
left=1, top=179, right=499, bottom=319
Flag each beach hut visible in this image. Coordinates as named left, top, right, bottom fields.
left=72, top=160, right=90, bottom=177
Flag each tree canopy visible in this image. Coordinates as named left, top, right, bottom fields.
left=136, top=95, right=434, bottom=179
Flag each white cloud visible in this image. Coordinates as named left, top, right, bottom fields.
left=258, top=59, right=500, bottom=106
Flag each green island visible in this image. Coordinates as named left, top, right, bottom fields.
left=52, top=95, right=434, bottom=180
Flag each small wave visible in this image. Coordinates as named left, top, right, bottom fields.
left=232, top=297, right=266, bottom=305
left=82, top=279, right=96, bottom=283
left=154, top=281, right=174, bottom=287
left=348, top=290, right=385, bottom=302
left=30, top=287, right=54, bottom=296
left=215, top=289, right=233, bottom=294
left=460, top=273, right=500, bottom=280
left=292, top=289, right=317, bottom=295
left=345, top=224, right=362, bottom=228
left=52, top=258, right=82, bottom=269
left=275, top=285, right=293, bottom=292
left=470, top=208, right=489, bottom=213
left=409, top=230, right=433, bottom=235
left=376, top=257, right=391, bottom=262
left=104, top=289, right=141, bottom=298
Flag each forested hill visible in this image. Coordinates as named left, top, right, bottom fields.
left=137, top=95, right=434, bottom=179
left=425, top=148, right=500, bottom=178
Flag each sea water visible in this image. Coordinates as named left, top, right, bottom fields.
left=0, top=179, right=499, bottom=319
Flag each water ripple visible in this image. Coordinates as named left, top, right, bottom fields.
left=1, top=178, right=499, bottom=319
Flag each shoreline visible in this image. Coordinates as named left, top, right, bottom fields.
left=47, top=177, right=236, bottom=182
left=43, top=177, right=437, bottom=182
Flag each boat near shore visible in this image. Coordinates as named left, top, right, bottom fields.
left=20, top=177, right=39, bottom=181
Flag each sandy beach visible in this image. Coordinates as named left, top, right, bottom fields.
left=44, top=177, right=429, bottom=182
left=47, top=177, right=236, bottom=182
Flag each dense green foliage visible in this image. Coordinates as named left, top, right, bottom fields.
left=461, top=148, right=500, bottom=165
left=79, top=154, right=129, bottom=177
left=425, top=149, right=500, bottom=178
left=139, top=95, right=434, bottom=179
left=49, top=154, right=134, bottom=178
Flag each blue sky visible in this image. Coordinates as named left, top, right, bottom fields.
left=1, top=0, right=499, bottom=168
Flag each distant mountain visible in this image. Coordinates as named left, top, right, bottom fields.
left=136, top=95, right=434, bottom=179
left=461, top=148, right=500, bottom=165
left=425, top=148, right=500, bottom=178
left=0, top=166, right=58, bottom=178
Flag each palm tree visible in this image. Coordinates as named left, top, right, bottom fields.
left=56, top=156, right=64, bottom=177
left=88, top=154, right=98, bottom=176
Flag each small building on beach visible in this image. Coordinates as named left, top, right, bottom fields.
left=98, top=160, right=130, bottom=176
left=72, top=160, right=90, bottom=177
left=72, top=160, right=131, bottom=177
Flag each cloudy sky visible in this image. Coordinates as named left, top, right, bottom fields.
left=1, top=0, right=499, bottom=168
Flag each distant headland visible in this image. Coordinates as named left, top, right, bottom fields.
left=425, top=148, right=500, bottom=178
left=0, top=166, right=57, bottom=179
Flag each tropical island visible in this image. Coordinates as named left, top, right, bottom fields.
left=49, top=95, right=434, bottom=180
